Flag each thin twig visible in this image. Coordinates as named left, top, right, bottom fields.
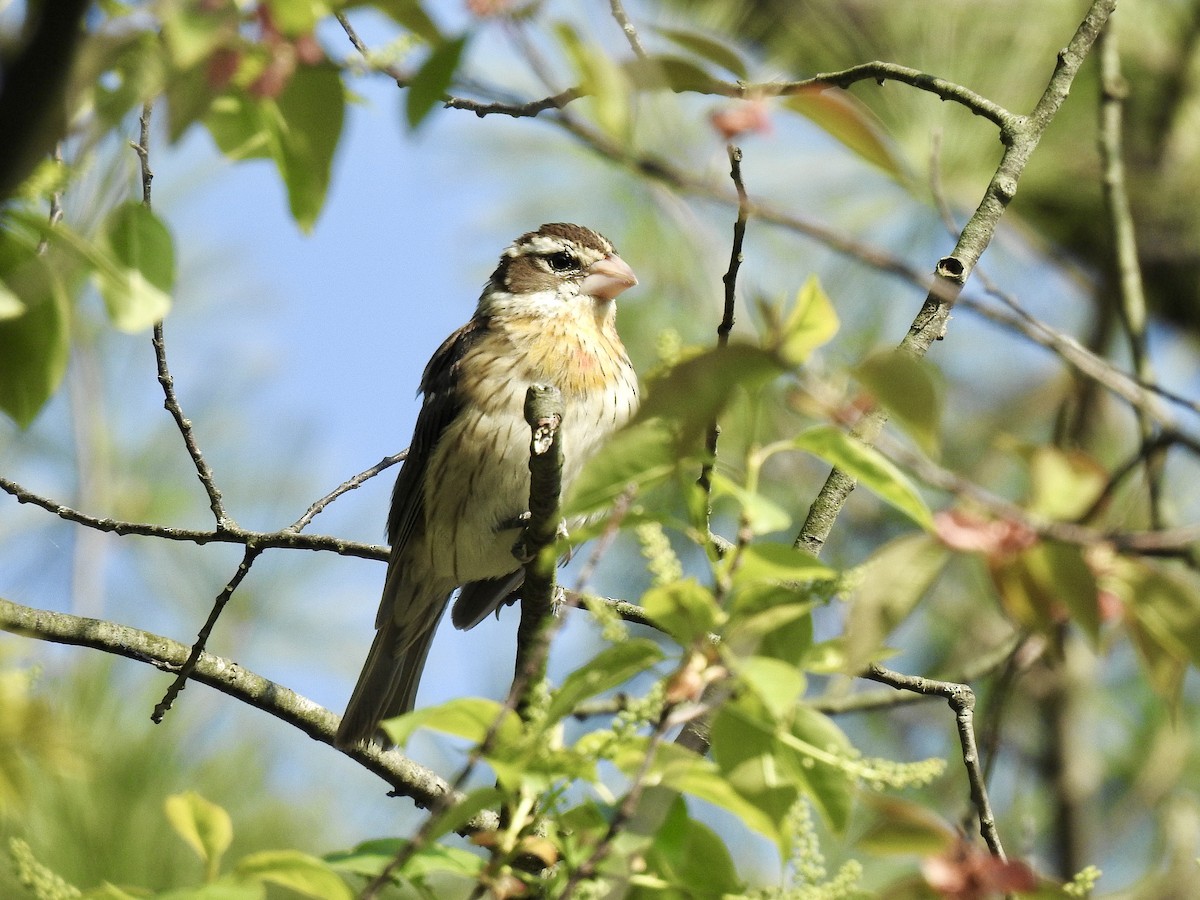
left=152, top=545, right=263, bottom=722
left=1097, top=23, right=1165, bottom=528
left=286, top=450, right=406, bottom=533
left=0, top=596, right=492, bottom=824
left=865, top=664, right=1007, bottom=860
left=608, top=0, right=648, bottom=59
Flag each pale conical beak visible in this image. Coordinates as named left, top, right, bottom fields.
left=580, top=253, right=638, bottom=300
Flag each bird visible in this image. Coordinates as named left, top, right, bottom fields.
left=335, top=223, right=640, bottom=748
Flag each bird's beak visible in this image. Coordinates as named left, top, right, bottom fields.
left=580, top=254, right=638, bottom=300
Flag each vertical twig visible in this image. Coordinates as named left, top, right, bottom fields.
left=1097, top=23, right=1165, bottom=528
left=698, top=145, right=750, bottom=500
left=608, top=0, right=648, bottom=59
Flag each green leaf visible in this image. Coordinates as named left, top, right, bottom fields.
left=710, top=472, right=792, bottom=535
left=621, top=55, right=723, bottom=94
left=790, top=425, right=933, bottom=529
left=1114, top=558, right=1200, bottom=672
left=556, top=23, right=630, bottom=138
left=372, top=0, right=443, bottom=42
left=642, top=796, right=743, bottom=895
left=636, top=343, right=787, bottom=439
left=97, top=202, right=174, bottom=331
left=405, top=35, right=468, bottom=130
left=779, top=706, right=856, bottom=834
left=1022, top=445, right=1108, bottom=522
left=326, top=838, right=483, bottom=880
left=205, top=93, right=272, bottom=160
left=154, top=881, right=265, bottom=900
left=263, top=0, right=319, bottom=35
left=853, top=350, right=943, bottom=457
left=618, top=739, right=786, bottom=852
left=783, top=88, right=903, bottom=177
left=737, top=656, right=805, bottom=721
left=381, top=696, right=522, bottom=748
left=641, top=578, right=726, bottom=644
left=655, top=27, right=748, bottom=80
left=989, top=541, right=1099, bottom=639
left=564, top=417, right=680, bottom=516
left=234, top=850, right=352, bottom=900
left=270, top=64, right=346, bottom=231
left=856, top=796, right=955, bottom=855
left=844, top=534, right=948, bottom=672
left=546, top=639, right=665, bottom=722
left=727, top=541, right=836, bottom=586
left=162, top=2, right=235, bottom=69
left=0, top=231, right=69, bottom=427
left=164, top=792, right=233, bottom=881
left=762, top=275, right=839, bottom=366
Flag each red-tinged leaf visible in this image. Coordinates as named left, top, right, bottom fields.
left=783, top=87, right=903, bottom=177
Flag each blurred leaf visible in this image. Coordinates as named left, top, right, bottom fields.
left=856, top=796, right=956, bottom=855
left=263, top=0, right=319, bottom=35
left=760, top=275, right=840, bottom=366
left=405, top=35, right=468, bottom=130
left=234, top=850, right=352, bottom=900
left=989, top=541, right=1098, bottom=640
left=164, top=792, right=233, bottom=881
left=783, top=88, right=903, bottom=177
left=422, top=787, right=506, bottom=844
left=162, top=3, right=235, bottom=69
left=636, top=343, right=787, bottom=441
left=326, top=838, right=482, bottom=879
left=710, top=472, right=792, bottom=535
left=372, top=0, right=443, bottom=42
left=1021, top=445, right=1108, bottom=521
left=724, top=598, right=814, bottom=659
left=206, top=93, right=272, bottom=160
left=166, top=64, right=222, bottom=144
left=790, top=425, right=933, bottom=529
left=638, top=735, right=788, bottom=852
left=641, top=796, right=743, bottom=896
left=621, top=54, right=723, bottom=93
left=708, top=703, right=797, bottom=855
left=737, top=656, right=805, bottom=721
left=546, top=639, right=665, bottom=722
left=565, top=417, right=681, bottom=516
left=853, top=349, right=943, bottom=457
left=271, top=63, right=346, bottom=230
left=779, top=706, right=856, bottom=834
left=381, top=697, right=521, bottom=748
left=844, top=534, right=948, bottom=672
left=97, top=202, right=174, bottom=332
left=642, top=578, right=726, bottom=644
left=1111, top=559, right=1200, bottom=703
left=728, top=541, right=836, bottom=586
left=0, top=231, right=69, bottom=428
left=655, top=27, right=748, bottom=79
left=556, top=23, right=630, bottom=138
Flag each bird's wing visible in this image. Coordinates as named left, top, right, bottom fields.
left=385, top=316, right=492, bottom=555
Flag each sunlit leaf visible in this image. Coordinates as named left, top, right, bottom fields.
left=1111, top=557, right=1200, bottom=688
left=206, top=93, right=272, bottom=160
left=779, top=706, right=856, bottom=834
left=326, top=838, right=483, bottom=879
left=989, top=541, right=1098, bottom=639
left=546, top=639, right=665, bottom=722
left=162, top=2, right=235, bottom=69
left=655, top=27, right=748, bottom=79
left=727, top=541, right=836, bottom=586
left=854, top=349, right=943, bottom=457
left=761, top=275, right=840, bottom=366
left=164, top=792, right=233, bottom=880
left=783, top=88, right=903, bottom=177
left=97, top=202, right=174, bottom=331
left=1021, top=445, right=1108, bottom=522
left=737, top=656, right=805, bottom=721
left=564, top=418, right=680, bottom=516
left=381, top=697, right=521, bottom=748
left=405, top=35, right=468, bottom=130
left=642, top=578, right=725, bottom=644
left=234, top=850, right=352, bottom=900
left=790, top=425, right=933, bottom=529
left=642, top=795, right=743, bottom=895
left=263, top=0, right=320, bottom=35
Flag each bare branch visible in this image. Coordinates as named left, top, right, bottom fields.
left=0, top=596, right=493, bottom=826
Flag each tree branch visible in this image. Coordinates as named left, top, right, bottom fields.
left=0, top=596, right=495, bottom=829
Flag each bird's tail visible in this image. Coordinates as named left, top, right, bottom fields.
left=335, top=616, right=438, bottom=749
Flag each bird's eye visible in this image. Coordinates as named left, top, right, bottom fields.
left=545, top=251, right=577, bottom=272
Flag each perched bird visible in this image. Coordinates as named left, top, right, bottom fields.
left=336, top=223, right=639, bottom=748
